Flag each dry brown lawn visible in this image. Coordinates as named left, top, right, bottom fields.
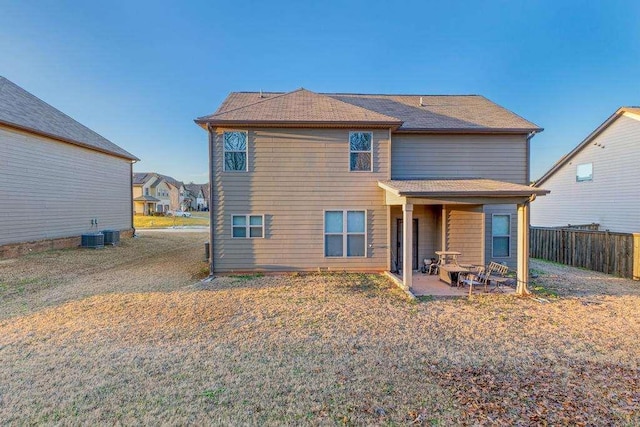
left=1, top=237, right=639, bottom=425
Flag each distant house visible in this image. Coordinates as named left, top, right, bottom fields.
left=201, top=183, right=210, bottom=211
left=132, top=172, right=187, bottom=214
left=531, top=107, right=640, bottom=233
left=185, top=183, right=209, bottom=211
left=132, top=173, right=161, bottom=215
left=195, top=88, right=547, bottom=292
left=0, top=76, right=138, bottom=257
left=156, top=174, right=187, bottom=212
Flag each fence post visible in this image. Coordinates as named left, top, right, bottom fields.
left=633, top=233, right=640, bottom=281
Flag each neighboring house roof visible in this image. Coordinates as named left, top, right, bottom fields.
left=184, top=183, right=202, bottom=195
left=534, top=106, right=640, bottom=186
left=196, top=88, right=541, bottom=133
left=184, top=183, right=210, bottom=201
left=133, top=195, right=160, bottom=202
left=132, top=172, right=156, bottom=186
left=156, top=174, right=183, bottom=189
left=378, top=179, right=549, bottom=197
left=0, top=76, right=138, bottom=161
left=133, top=172, right=184, bottom=189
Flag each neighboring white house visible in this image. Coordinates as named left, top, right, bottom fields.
left=185, top=183, right=209, bottom=211
left=0, top=76, right=138, bottom=255
left=531, top=107, right=640, bottom=233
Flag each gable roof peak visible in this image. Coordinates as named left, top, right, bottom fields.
left=196, top=88, right=403, bottom=126
left=534, top=106, right=640, bottom=186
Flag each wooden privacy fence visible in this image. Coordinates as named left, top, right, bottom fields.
left=530, top=227, right=640, bottom=279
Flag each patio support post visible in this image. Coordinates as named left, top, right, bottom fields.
left=402, top=203, right=413, bottom=290
left=441, top=206, right=447, bottom=250
left=516, top=202, right=531, bottom=295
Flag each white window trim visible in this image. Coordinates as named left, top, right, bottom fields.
left=491, top=213, right=511, bottom=258
left=576, top=162, right=593, bottom=182
left=231, top=214, right=264, bottom=239
left=223, top=130, right=249, bottom=172
left=323, top=209, right=367, bottom=258
left=349, top=131, right=373, bottom=172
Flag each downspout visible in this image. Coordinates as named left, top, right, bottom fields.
left=525, top=131, right=536, bottom=185
left=208, top=123, right=215, bottom=276
left=130, top=160, right=136, bottom=235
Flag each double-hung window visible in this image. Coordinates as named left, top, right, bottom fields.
left=324, top=210, right=366, bottom=257
left=349, top=132, right=372, bottom=171
left=492, top=214, right=511, bottom=258
left=232, top=215, right=263, bottom=238
left=224, top=131, right=248, bottom=171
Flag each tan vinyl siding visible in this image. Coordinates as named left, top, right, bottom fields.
left=484, top=204, right=517, bottom=269
left=445, top=205, right=484, bottom=266
left=132, top=186, right=144, bottom=215
left=531, top=115, right=640, bottom=233
left=212, top=128, right=389, bottom=272
left=391, top=134, right=528, bottom=184
left=0, top=125, right=132, bottom=246
left=390, top=205, right=439, bottom=268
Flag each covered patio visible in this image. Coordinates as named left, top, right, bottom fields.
left=379, top=179, right=549, bottom=296
left=387, top=271, right=516, bottom=297
left=133, top=195, right=160, bottom=216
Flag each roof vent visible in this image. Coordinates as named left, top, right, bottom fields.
left=419, top=96, right=424, bottom=107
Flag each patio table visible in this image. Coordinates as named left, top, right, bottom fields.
left=434, top=251, right=462, bottom=266
left=438, top=263, right=470, bottom=286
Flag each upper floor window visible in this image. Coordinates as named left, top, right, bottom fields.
left=349, top=132, right=372, bottom=172
left=576, top=163, right=593, bottom=182
left=144, top=188, right=149, bottom=196
left=224, top=131, right=248, bottom=171
left=492, top=214, right=511, bottom=258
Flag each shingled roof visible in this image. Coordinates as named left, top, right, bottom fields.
left=0, top=76, right=138, bottom=160
left=196, top=89, right=541, bottom=133
left=379, top=179, right=549, bottom=197
left=196, top=89, right=402, bottom=127
left=156, top=174, right=183, bottom=189
left=132, top=172, right=156, bottom=186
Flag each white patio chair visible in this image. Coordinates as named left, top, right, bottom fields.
left=458, top=266, right=489, bottom=297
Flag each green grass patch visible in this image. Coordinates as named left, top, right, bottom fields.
left=531, top=284, right=559, bottom=298
left=134, top=215, right=209, bottom=228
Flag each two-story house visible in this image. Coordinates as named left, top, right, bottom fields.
left=195, top=89, right=548, bottom=293
left=132, top=172, right=178, bottom=214
left=133, top=173, right=160, bottom=215
left=185, top=183, right=208, bottom=211
left=531, top=107, right=640, bottom=233
left=0, top=76, right=138, bottom=257
left=157, top=174, right=187, bottom=212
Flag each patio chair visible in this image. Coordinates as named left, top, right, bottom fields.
left=427, top=257, right=440, bottom=275
left=487, top=261, right=509, bottom=292
left=458, top=266, right=489, bottom=297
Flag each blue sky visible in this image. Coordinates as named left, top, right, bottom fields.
left=1, top=1, right=639, bottom=182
